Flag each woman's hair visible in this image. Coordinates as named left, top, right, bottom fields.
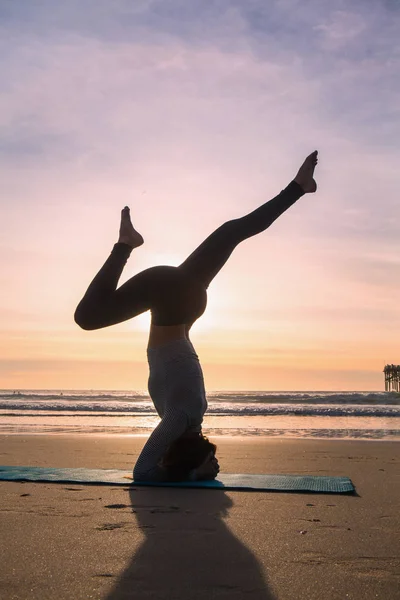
left=161, top=433, right=217, bottom=481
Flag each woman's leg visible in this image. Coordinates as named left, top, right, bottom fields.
left=74, top=242, right=157, bottom=330
left=178, top=152, right=318, bottom=288
left=75, top=207, right=159, bottom=330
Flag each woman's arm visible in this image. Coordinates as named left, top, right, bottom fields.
left=133, top=408, right=189, bottom=482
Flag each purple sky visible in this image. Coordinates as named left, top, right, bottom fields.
left=1, top=1, right=399, bottom=390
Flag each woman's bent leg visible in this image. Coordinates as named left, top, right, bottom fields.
left=74, top=243, right=155, bottom=330
left=179, top=180, right=305, bottom=288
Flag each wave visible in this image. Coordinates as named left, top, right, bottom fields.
left=1, top=389, right=399, bottom=418
left=208, top=391, right=400, bottom=405
left=0, top=391, right=149, bottom=402
left=1, top=402, right=399, bottom=417
left=1, top=389, right=399, bottom=405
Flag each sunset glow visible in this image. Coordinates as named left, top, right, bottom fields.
left=1, top=1, right=399, bottom=390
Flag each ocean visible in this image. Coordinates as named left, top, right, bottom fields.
left=1, top=390, right=399, bottom=440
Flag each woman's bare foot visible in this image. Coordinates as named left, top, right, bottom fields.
left=118, top=206, right=144, bottom=248
left=294, top=150, right=318, bottom=193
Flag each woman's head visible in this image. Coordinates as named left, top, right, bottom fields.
left=161, top=432, right=217, bottom=481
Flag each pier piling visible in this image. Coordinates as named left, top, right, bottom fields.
left=384, top=364, right=400, bottom=392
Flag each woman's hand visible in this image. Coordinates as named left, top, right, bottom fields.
left=193, top=452, right=220, bottom=481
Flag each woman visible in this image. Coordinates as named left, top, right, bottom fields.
left=74, top=151, right=318, bottom=482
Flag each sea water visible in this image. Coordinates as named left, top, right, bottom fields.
left=1, top=390, right=399, bottom=440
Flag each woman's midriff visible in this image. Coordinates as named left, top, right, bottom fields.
left=147, top=323, right=192, bottom=349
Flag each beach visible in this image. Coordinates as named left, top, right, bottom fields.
left=0, top=435, right=398, bottom=600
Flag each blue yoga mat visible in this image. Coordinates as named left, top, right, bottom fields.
left=0, top=466, right=354, bottom=493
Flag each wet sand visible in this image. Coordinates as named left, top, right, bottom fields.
left=0, top=435, right=398, bottom=599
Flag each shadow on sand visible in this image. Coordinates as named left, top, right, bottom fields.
left=105, top=486, right=275, bottom=599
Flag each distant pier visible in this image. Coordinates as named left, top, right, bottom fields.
left=383, top=364, right=400, bottom=392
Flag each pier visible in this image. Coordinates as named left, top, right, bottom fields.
left=383, top=364, right=400, bottom=392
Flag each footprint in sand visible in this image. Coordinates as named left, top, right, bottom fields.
left=150, top=507, right=180, bottom=514
left=96, top=523, right=126, bottom=531
left=296, top=552, right=399, bottom=580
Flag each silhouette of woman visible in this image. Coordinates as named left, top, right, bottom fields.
left=74, top=151, right=318, bottom=482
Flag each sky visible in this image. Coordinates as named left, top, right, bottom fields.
left=0, top=0, right=399, bottom=391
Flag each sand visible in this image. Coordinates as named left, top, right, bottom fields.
left=0, top=435, right=399, bottom=600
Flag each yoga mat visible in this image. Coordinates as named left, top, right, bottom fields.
left=0, top=466, right=354, bottom=493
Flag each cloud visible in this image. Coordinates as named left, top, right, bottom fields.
left=0, top=0, right=398, bottom=183
left=0, top=1, right=399, bottom=389
left=313, top=10, right=367, bottom=50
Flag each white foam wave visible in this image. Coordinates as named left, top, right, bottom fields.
left=0, top=390, right=399, bottom=418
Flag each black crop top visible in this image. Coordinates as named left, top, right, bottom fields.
left=149, top=266, right=208, bottom=326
